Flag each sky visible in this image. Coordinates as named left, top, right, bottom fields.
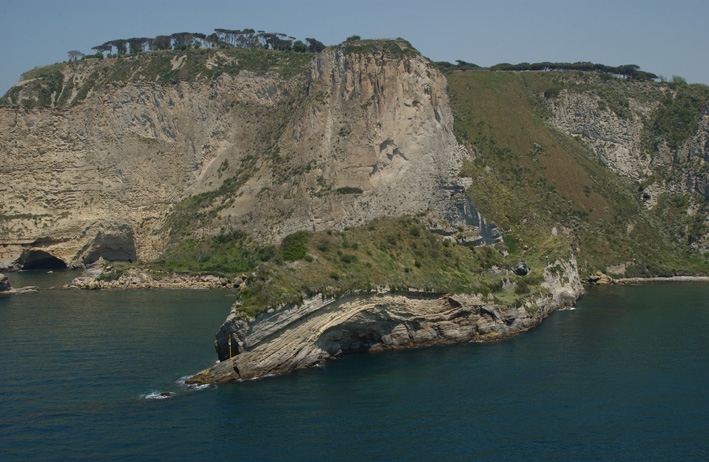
left=1, top=0, right=708, bottom=95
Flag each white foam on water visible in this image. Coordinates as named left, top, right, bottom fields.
left=141, top=390, right=174, bottom=400
left=177, top=375, right=215, bottom=391
left=237, top=373, right=276, bottom=382
left=558, top=306, right=577, bottom=311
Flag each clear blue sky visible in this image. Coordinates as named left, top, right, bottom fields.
left=1, top=0, right=707, bottom=95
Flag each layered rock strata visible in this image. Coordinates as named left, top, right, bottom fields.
left=1, top=43, right=498, bottom=270
left=548, top=90, right=709, bottom=201
left=188, top=258, right=582, bottom=384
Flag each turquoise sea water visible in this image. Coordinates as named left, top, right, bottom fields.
left=1, top=272, right=708, bottom=461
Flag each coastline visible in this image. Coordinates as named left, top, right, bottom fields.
left=62, top=260, right=244, bottom=291
left=188, top=258, right=584, bottom=384
left=610, top=276, right=709, bottom=284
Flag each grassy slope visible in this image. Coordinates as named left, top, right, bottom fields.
left=446, top=69, right=709, bottom=277
left=228, top=216, right=565, bottom=317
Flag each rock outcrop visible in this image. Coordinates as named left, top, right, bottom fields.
left=0, top=273, right=38, bottom=295
left=65, top=258, right=241, bottom=290
left=188, top=257, right=582, bottom=384
left=0, top=42, right=498, bottom=270
left=0, top=274, right=10, bottom=292
left=548, top=88, right=709, bottom=202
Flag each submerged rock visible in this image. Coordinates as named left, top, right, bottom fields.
left=0, top=274, right=10, bottom=292
left=0, top=273, right=38, bottom=296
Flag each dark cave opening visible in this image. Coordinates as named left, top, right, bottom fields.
left=20, top=250, right=68, bottom=270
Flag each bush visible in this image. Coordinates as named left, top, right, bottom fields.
left=280, top=230, right=311, bottom=261
left=340, top=253, right=358, bottom=264
left=334, top=186, right=363, bottom=195
left=515, top=279, right=531, bottom=294
left=544, top=87, right=560, bottom=99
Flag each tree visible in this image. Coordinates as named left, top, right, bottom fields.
left=171, top=32, right=193, bottom=50
left=91, top=43, right=112, bottom=56
left=67, top=50, right=84, bottom=61
left=672, top=75, right=688, bottom=86
left=306, top=37, right=325, bottom=53
left=292, top=40, right=307, bottom=53
left=109, top=39, right=128, bottom=55
left=128, top=38, right=151, bottom=54
left=345, top=35, right=361, bottom=42
left=154, top=35, right=172, bottom=50
left=206, top=33, right=219, bottom=48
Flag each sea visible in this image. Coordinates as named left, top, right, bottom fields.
left=1, top=271, right=708, bottom=461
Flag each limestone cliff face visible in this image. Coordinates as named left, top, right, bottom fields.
left=1, top=43, right=496, bottom=269
left=0, top=70, right=296, bottom=267
left=547, top=88, right=709, bottom=202
left=548, top=91, right=657, bottom=180
left=188, top=257, right=582, bottom=384
left=207, top=45, right=496, bottom=242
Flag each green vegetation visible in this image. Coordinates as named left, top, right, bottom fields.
left=232, top=216, right=560, bottom=318
left=153, top=231, right=275, bottom=275
left=341, top=38, right=418, bottom=59
left=334, top=186, right=363, bottom=195
left=89, top=29, right=324, bottom=56
left=444, top=68, right=709, bottom=276
left=279, top=231, right=310, bottom=262
left=645, top=83, right=709, bottom=150
left=488, top=62, right=658, bottom=81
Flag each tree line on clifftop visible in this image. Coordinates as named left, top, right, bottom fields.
left=67, top=28, right=326, bottom=61
left=65, top=28, right=658, bottom=82
left=436, top=60, right=659, bottom=81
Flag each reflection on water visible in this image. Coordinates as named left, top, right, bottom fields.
left=4, top=269, right=84, bottom=289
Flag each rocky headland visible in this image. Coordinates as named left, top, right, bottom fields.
left=2, top=36, right=708, bottom=384
left=188, top=258, right=582, bottom=384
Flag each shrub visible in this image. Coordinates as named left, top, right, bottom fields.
left=340, top=253, right=358, bottom=264
left=544, top=87, right=560, bottom=99
left=334, top=186, right=363, bottom=195
left=515, top=279, right=531, bottom=294
left=280, top=230, right=311, bottom=261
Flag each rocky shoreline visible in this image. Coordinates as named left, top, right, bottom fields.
left=187, top=258, right=584, bottom=385
left=584, top=271, right=709, bottom=285
left=0, top=273, right=38, bottom=295
left=64, top=259, right=244, bottom=291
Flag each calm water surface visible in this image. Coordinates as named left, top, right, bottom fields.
left=1, top=272, right=708, bottom=461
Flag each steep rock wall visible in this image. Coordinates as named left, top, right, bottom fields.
left=1, top=44, right=497, bottom=269
left=206, top=45, right=497, bottom=242
left=547, top=89, right=709, bottom=202
left=0, top=69, right=298, bottom=267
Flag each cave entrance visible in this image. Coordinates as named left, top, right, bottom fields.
left=20, top=250, right=68, bottom=270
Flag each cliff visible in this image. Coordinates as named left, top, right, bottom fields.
left=3, top=39, right=708, bottom=382
left=0, top=41, right=497, bottom=270
left=445, top=69, right=709, bottom=272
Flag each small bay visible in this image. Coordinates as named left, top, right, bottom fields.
left=1, top=273, right=708, bottom=461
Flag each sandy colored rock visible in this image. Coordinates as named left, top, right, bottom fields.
left=0, top=43, right=498, bottom=270
left=187, top=258, right=582, bottom=384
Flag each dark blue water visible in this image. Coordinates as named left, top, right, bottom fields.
left=1, top=273, right=708, bottom=461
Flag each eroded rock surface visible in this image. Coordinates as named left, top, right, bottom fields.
left=1, top=43, right=498, bottom=270
left=188, top=258, right=582, bottom=384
